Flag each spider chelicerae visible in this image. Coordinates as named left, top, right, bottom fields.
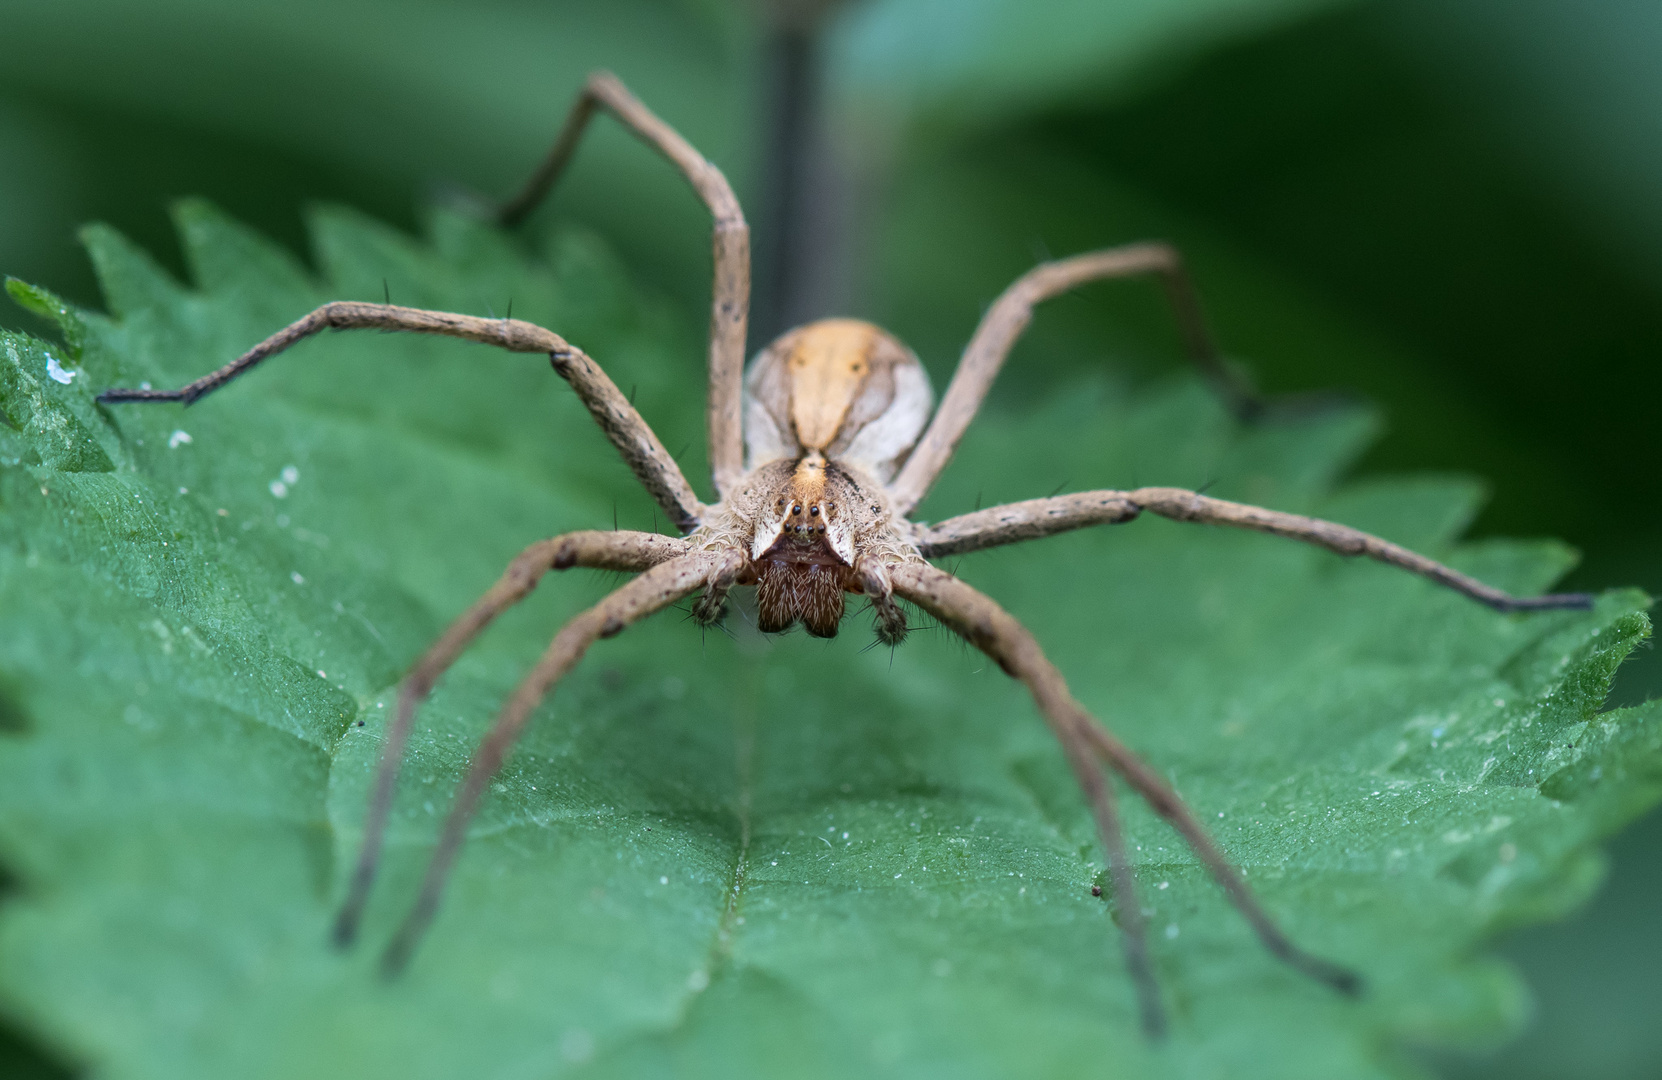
left=98, top=71, right=1592, bottom=1037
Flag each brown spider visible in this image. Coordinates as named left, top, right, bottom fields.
left=98, top=71, right=1592, bottom=1037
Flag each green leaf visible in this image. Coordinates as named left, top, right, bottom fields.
left=0, top=202, right=1656, bottom=1080
left=829, top=0, right=1359, bottom=128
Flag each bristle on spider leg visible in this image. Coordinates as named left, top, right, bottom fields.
left=690, top=590, right=730, bottom=627
left=871, top=594, right=908, bottom=648
left=689, top=553, right=742, bottom=629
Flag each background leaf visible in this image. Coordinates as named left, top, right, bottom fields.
left=0, top=203, right=1656, bottom=1079
left=827, top=0, right=1357, bottom=126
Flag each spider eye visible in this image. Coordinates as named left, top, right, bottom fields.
left=792, top=504, right=802, bottom=514
left=809, top=505, right=820, bottom=516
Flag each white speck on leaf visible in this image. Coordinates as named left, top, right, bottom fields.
left=660, top=876, right=668, bottom=885
left=559, top=1029, right=594, bottom=1064
left=291, top=572, right=305, bottom=585
left=270, top=481, right=288, bottom=498
left=45, top=355, right=75, bottom=384
left=280, top=465, right=299, bottom=485
left=687, top=969, right=710, bottom=992
left=168, top=430, right=192, bottom=448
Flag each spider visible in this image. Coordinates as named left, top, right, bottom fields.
left=98, top=71, right=1593, bottom=1037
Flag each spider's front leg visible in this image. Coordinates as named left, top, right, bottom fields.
left=98, top=302, right=707, bottom=531
left=889, top=560, right=1360, bottom=1037
left=377, top=547, right=726, bottom=973
left=330, top=529, right=703, bottom=954
left=914, top=487, right=1594, bottom=611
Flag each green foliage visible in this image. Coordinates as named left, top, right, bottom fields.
left=830, top=0, right=1356, bottom=126
left=0, top=203, right=1657, bottom=1079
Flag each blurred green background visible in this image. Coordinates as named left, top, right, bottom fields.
left=0, top=0, right=1656, bottom=1077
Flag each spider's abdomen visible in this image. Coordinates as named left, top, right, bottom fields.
left=742, top=319, right=933, bottom=484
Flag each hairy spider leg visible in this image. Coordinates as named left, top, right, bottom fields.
left=497, top=70, right=750, bottom=497
left=333, top=530, right=692, bottom=948
left=890, top=245, right=1260, bottom=515
left=1067, top=704, right=1362, bottom=995
left=380, top=551, right=724, bottom=974
left=1067, top=736, right=1162, bottom=1037
left=854, top=557, right=909, bottom=646
left=914, top=487, right=1595, bottom=612
left=96, top=302, right=706, bottom=531
left=890, top=562, right=1362, bottom=1035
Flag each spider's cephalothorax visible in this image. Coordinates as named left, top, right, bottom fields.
left=738, top=454, right=875, bottom=638
left=700, top=318, right=930, bottom=641
left=98, top=70, right=1593, bottom=1036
